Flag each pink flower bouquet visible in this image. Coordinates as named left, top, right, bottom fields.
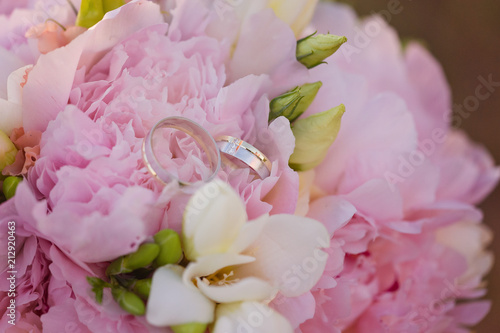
left=0, top=1, right=498, bottom=332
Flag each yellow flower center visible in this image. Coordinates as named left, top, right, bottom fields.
left=201, top=267, right=240, bottom=287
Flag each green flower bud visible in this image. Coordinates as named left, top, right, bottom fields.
left=132, top=278, right=152, bottom=299
left=269, top=81, right=323, bottom=123
left=289, top=104, right=345, bottom=171
left=171, top=323, right=208, bottom=333
left=0, top=130, right=17, bottom=172
left=106, top=243, right=160, bottom=276
left=126, top=243, right=160, bottom=270
left=3, top=177, right=22, bottom=200
left=296, top=33, right=347, bottom=69
left=111, top=286, right=145, bottom=316
left=76, top=0, right=125, bottom=28
left=106, top=256, right=126, bottom=276
left=154, top=229, right=183, bottom=266
left=269, top=87, right=301, bottom=123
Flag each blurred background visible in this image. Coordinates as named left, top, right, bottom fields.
left=337, top=1, right=500, bottom=331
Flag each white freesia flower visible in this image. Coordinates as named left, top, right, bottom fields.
left=212, top=301, right=293, bottom=333
left=146, top=180, right=330, bottom=328
left=146, top=265, right=215, bottom=327
left=0, top=65, right=31, bottom=135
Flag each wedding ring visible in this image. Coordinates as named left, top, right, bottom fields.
left=216, top=136, right=272, bottom=179
left=142, top=117, right=221, bottom=186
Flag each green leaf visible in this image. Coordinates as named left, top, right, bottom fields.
left=76, top=0, right=125, bottom=28
left=269, top=82, right=323, bottom=123
left=76, top=0, right=105, bottom=28
left=289, top=104, right=345, bottom=171
left=154, top=229, right=183, bottom=266
left=2, top=177, right=22, bottom=200
left=296, top=33, right=347, bottom=69
left=171, top=323, right=208, bottom=333
left=102, top=0, right=125, bottom=13
left=86, top=277, right=110, bottom=304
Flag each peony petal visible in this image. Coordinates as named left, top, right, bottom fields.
left=212, top=302, right=293, bottom=333
left=270, top=292, right=316, bottom=328
left=405, top=42, right=451, bottom=140
left=343, top=179, right=404, bottom=223
left=448, top=301, right=491, bottom=326
left=307, top=196, right=356, bottom=234
left=146, top=265, right=215, bottom=327
left=229, top=9, right=300, bottom=85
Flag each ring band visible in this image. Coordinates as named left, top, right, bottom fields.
left=142, top=117, right=221, bottom=186
left=216, top=136, right=272, bottom=179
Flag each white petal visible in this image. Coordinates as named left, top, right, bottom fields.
left=239, top=215, right=330, bottom=297
left=184, top=253, right=275, bottom=303
left=197, top=276, right=275, bottom=304
left=212, top=302, right=293, bottom=333
left=183, top=253, right=256, bottom=284
left=8, top=65, right=32, bottom=104
left=146, top=265, right=215, bottom=327
left=0, top=65, right=33, bottom=136
left=229, top=214, right=267, bottom=254
left=0, top=98, right=22, bottom=135
left=183, top=180, right=247, bottom=260
left=0, top=46, right=25, bottom=100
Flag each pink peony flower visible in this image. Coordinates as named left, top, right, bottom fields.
left=0, top=0, right=497, bottom=332
left=0, top=199, right=49, bottom=332
left=265, top=2, right=499, bottom=332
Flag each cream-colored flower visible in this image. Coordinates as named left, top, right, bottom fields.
left=212, top=301, right=293, bottom=333
left=146, top=180, right=330, bottom=328
left=146, top=265, right=215, bottom=327
left=206, top=0, right=318, bottom=45
left=267, top=0, right=318, bottom=37
left=182, top=180, right=329, bottom=300
left=435, top=221, right=494, bottom=285
left=0, top=65, right=31, bottom=135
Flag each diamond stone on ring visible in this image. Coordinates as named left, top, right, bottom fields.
left=216, top=136, right=272, bottom=179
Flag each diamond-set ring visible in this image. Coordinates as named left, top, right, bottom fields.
left=142, top=117, right=272, bottom=186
